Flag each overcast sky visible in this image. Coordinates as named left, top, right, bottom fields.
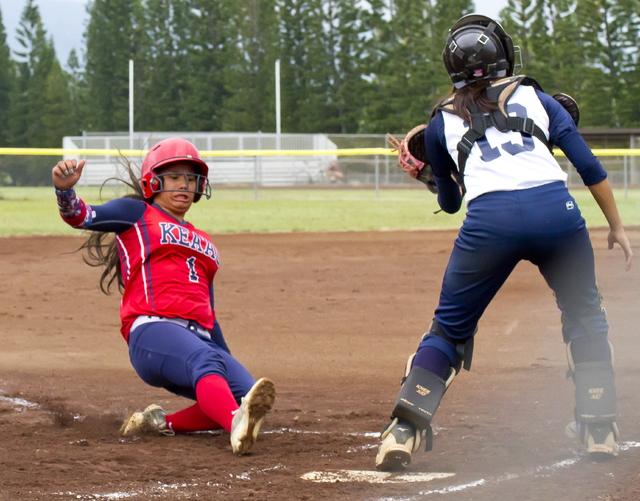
left=0, top=0, right=510, bottom=69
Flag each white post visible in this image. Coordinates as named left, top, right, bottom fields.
left=129, top=59, right=134, bottom=151
left=375, top=154, right=379, bottom=200
left=275, top=59, right=281, bottom=150
left=624, top=155, right=628, bottom=199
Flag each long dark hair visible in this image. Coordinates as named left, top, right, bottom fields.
left=78, top=157, right=152, bottom=295
left=433, top=80, right=499, bottom=123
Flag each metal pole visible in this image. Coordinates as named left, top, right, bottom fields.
left=256, top=131, right=262, bottom=200
left=254, top=156, right=259, bottom=201
left=129, top=59, right=134, bottom=151
left=624, top=155, right=628, bottom=199
left=375, top=154, right=379, bottom=200
left=384, top=136, right=389, bottom=185
left=630, top=135, right=636, bottom=185
left=275, top=59, right=281, bottom=150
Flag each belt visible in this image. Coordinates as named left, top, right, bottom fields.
left=130, top=315, right=211, bottom=339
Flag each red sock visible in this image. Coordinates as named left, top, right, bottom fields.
left=165, top=402, right=223, bottom=433
left=194, top=374, right=239, bottom=432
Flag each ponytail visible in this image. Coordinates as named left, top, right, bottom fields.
left=77, top=157, right=152, bottom=295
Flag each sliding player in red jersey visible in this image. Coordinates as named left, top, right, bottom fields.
left=52, top=138, right=275, bottom=455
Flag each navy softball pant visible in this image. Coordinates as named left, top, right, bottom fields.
left=421, top=181, right=607, bottom=355
left=128, top=321, right=255, bottom=403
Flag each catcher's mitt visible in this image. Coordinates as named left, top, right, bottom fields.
left=553, top=93, right=580, bottom=126
left=387, top=124, right=436, bottom=194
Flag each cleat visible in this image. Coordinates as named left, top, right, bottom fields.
left=566, top=421, right=620, bottom=459
left=230, top=378, right=276, bottom=455
left=375, top=420, right=420, bottom=471
left=120, top=404, right=175, bottom=437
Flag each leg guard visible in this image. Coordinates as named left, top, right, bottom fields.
left=390, top=352, right=456, bottom=451
left=566, top=340, right=620, bottom=457
left=567, top=341, right=617, bottom=425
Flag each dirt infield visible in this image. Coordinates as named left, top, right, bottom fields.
left=1, top=229, right=640, bottom=501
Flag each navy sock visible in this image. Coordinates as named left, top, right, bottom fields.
left=412, top=346, right=451, bottom=379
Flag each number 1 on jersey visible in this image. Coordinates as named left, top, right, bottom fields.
left=186, top=256, right=199, bottom=283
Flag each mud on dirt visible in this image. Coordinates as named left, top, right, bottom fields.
left=1, top=229, right=640, bottom=501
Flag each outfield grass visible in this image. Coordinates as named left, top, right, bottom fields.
left=1, top=186, right=639, bottom=236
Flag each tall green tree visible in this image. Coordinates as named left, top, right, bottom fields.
left=136, top=0, right=190, bottom=131
left=42, top=58, right=74, bottom=146
left=178, top=0, right=242, bottom=132
left=84, top=0, right=141, bottom=131
left=359, top=0, right=471, bottom=134
left=0, top=6, right=14, bottom=147
left=220, top=0, right=281, bottom=132
left=10, top=0, right=61, bottom=147
left=67, top=49, right=87, bottom=134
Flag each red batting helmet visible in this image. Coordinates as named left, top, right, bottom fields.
left=140, top=138, right=211, bottom=202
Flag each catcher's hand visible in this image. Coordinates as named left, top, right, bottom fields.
left=387, top=124, right=436, bottom=194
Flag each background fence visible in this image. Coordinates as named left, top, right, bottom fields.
left=1, top=132, right=639, bottom=198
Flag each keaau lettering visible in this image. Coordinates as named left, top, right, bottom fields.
left=159, top=222, right=219, bottom=263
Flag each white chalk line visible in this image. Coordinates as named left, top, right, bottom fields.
left=4, top=390, right=638, bottom=499
left=366, top=441, right=640, bottom=500
left=46, top=465, right=287, bottom=499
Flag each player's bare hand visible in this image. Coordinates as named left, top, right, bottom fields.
left=52, top=159, right=86, bottom=191
left=608, top=228, right=633, bottom=271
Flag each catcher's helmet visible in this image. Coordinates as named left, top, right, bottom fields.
left=140, top=138, right=211, bottom=202
left=443, top=14, right=518, bottom=89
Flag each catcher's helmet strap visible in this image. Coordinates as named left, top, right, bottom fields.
left=447, top=22, right=498, bottom=63
left=472, top=22, right=496, bottom=54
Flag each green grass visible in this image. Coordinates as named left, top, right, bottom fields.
left=1, top=186, right=639, bottom=236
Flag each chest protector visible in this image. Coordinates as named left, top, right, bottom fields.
left=437, top=75, right=552, bottom=192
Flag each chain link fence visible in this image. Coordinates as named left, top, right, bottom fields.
left=0, top=132, right=639, bottom=194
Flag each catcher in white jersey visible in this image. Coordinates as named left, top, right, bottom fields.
left=377, top=14, right=633, bottom=470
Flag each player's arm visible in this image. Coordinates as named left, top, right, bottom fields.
left=208, top=282, right=231, bottom=354
left=587, top=179, right=633, bottom=270
left=538, top=92, right=633, bottom=270
left=424, top=113, right=463, bottom=213
left=52, top=159, right=146, bottom=232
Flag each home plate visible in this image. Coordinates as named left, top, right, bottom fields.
left=301, top=470, right=455, bottom=484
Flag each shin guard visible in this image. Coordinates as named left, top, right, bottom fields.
left=567, top=341, right=617, bottom=425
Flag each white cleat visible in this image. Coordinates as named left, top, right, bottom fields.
left=375, top=419, right=421, bottom=471
left=120, top=404, right=175, bottom=437
left=230, top=378, right=276, bottom=455
left=566, top=421, right=620, bottom=459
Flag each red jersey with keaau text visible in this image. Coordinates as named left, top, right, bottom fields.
left=55, top=193, right=220, bottom=342
left=115, top=203, right=220, bottom=340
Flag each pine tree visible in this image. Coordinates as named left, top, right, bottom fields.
left=42, top=59, right=74, bottom=146
left=178, top=0, right=242, bottom=132
left=359, top=0, right=471, bottom=134
left=136, top=0, right=190, bottom=131
left=67, top=49, right=87, bottom=134
left=0, top=6, right=14, bottom=147
left=219, top=0, right=280, bottom=132
left=575, top=0, right=637, bottom=126
left=84, top=0, right=141, bottom=131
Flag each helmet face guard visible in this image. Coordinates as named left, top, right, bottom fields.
left=140, top=138, right=211, bottom=202
left=146, top=170, right=212, bottom=201
left=443, top=14, right=519, bottom=89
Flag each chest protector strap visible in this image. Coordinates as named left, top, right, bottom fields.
left=438, top=75, right=552, bottom=193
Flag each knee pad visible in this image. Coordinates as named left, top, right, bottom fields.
left=419, top=319, right=476, bottom=373
left=567, top=340, right=617, bottom=425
